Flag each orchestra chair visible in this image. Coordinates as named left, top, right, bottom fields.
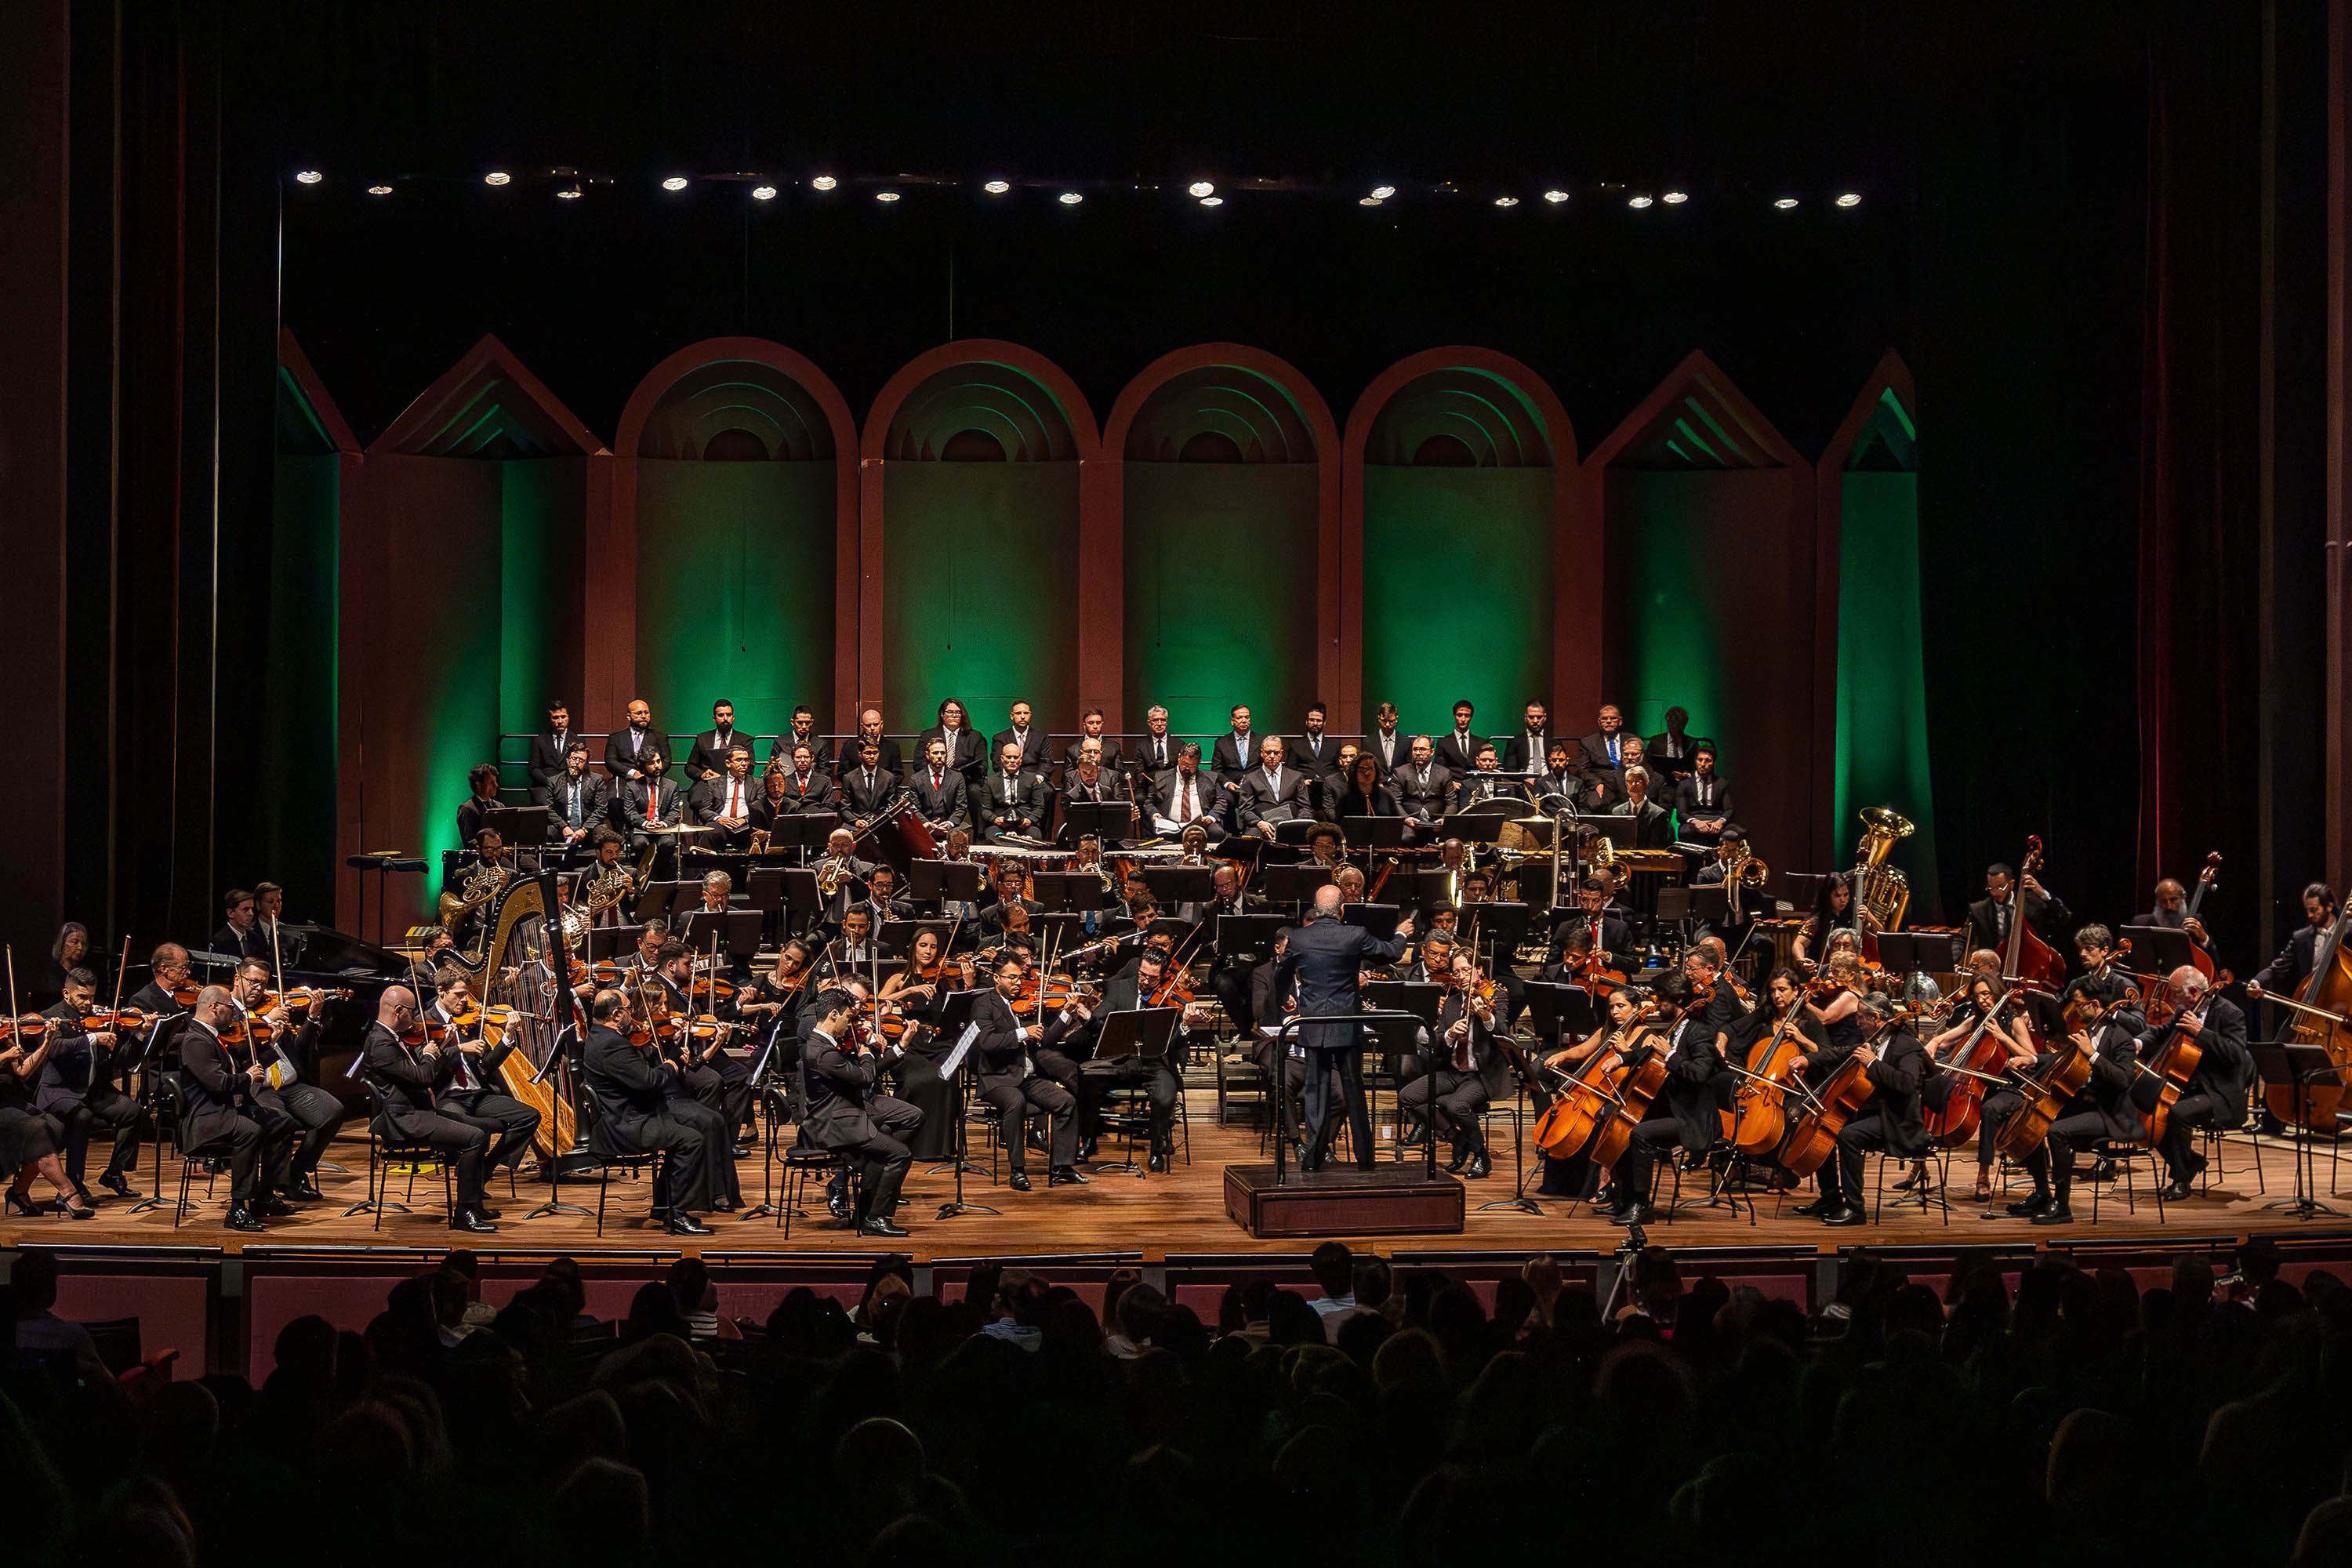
left=1088, top=1068, right=1190, bottom=1172
left=1215, top=1046, right=1270, bottom=1127
left=2086, top=1138, right=2166, bottom=1225
left=590, top=1149, right=670, bottom=1236
left=779, top=1135, right=850, bottom=1239
left=157, top=1072, right=245, bottom=1229
left=1869, top=1148, right=1952, bottom=1226
left=345, top=1083, right=456, bottom=1231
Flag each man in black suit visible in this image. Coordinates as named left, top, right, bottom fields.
left=605, top=698, right=670, bottom=786
left=2136, top=966, right=2253, bottom=1200
left=454, top=763, right=504, bottom=852
left=176, top=986, right=298, bottom=1232
left=915, top=698, right=987, bottom=785
left=229, top=960, right=350, bottom=1200
left=1391, top=735, right=1456, bottom=837
left=992, top=700, right=1051, bottom=776
left=684, top=699, right=750, bottom=783
left=1963, top=861, right=2071, bottom=957
left=1577, top=703, right=1629, bottom=774
left=1239, top=735, right=1313, bottom=837
left=766, top=704, right=822, bottom=769
left=1645, top=706, right=1707, bottom=790
left=1209, top=704, right=1259, bottom=785
left=1398, top=952, right=1512, bottom=1178
left=800, top=987, right=920, bottom=1236
left=833, top=707, right=902, bottom=779
left=359, top=986, right=498, bottom=1232
left=1042, top=942, right=1206, bottom=1171
left=971, top=953, right=1083, bottom=1188
left=209, top=888, right=265, bottom=965
left=771, top=742, right=837, bottom=815
left=1064, top=707, right=1124, bottom=773
left=1271, top=886, right=1414, bottom=1171
left=37, top=971, right=147, bottom=1200
left=1285, top=702, right=1338, bottom=776
left=1547, top=879, right=1635, bottom=971
left=1602, top=975, right=1711, bottom=1224
left=2135, top=877, right=2218, bottom=956
left=1365, top=702, right=1407, bottom=777
left=2249, top=884, right=2338, bottom=1002
left=1433, top=700, right=1482, bottom=775
left=1671, top=746, right=1733, bottom=843
left=977, top=863, right=1044, bottom=944
left=579, top=990, right=715, bottom=1236
left=1061, top=741, right=1134, bottom=844
left=1612, top=768, right=1675, bottom=849
left=2012, top=993, right=2142, bottom=1226
left=688, top=743, right=760, bottom=851
left=978, top=741, right=1051, bottom=842
left=1820, top=994, right=1929, bottom=1225
left=1152, top=744, right=1222, bottom=837
left=622, top=748, right=684, bottom=855
left=1455, top=743, right=1516, bottom=808
left=526, top=700, right=578, bottom=805
left=1499, top=701, right=1553, bottom=775
left=420, top=967, right=545, bottom=1185
left=1134, top=705, right=1180, bottom=779
left=1530, top=740, right=1581, bottom=805
left=546, top=741, right=614, bottom=851
left=908, top=736, right=970, bottom=831
left=838, top=739, right=901, bottom=827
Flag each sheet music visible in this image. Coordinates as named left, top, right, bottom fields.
left=941, top=1021, right=980, bottom=1078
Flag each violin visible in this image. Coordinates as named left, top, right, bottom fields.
left=76, top=1007, right=147, bottom=1035
left=689, top=971, right=736, bottom=1003
left=168, top=982, right=201, bottom=1007
left=262, top=986, right=352, bottom=1015
left=0, top=1014, right=49, bottom=1046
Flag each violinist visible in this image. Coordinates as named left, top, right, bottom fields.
left=1538, top=982, right=1657, bottom=1202
left=1962, top=860, right=2069, bottom=957
left=360, top=986, right=499, bottom=1232
left=1929, top=974, right=2039, bottom=1203
left=877, top=928, right=974, bottom=1159
left=1545, top=879, right=1632, bottom=976
left=1397, top=954, right=1508, bottom=1178
left=1046, top=942, right=1210, bottom=1171
left=2005, top=990, right=2142, bottom=1225
left=231, top=959, right=350, bottom=1200
left=1399, top=928, right=1456, bottom=985
left=122, top=942, right=194, bottom=1084
left=176, top=985, right=297, bottom=1231
left=546, top=740, right=614, bottom=851
left=2135, top=966, right=2251, bottom=1200
left=800, top=987, right=920, bottom=1237
left=983, top=741, right=1051, bottom=843
left=687, top=743, right=759, bottom=851
left=1, top=1012, right=87, bottom=1219
left=2246, top=882, right=2336, bottom=1002
left=971, top=953, right=1083, bottom=1189
left=33, top=975, right=147, bottom=1201
left=1817, top=993, right=1930, bottom=1226
left=738, top=936, right=817, bottom=1039
left=1604, top=974, right=1712, bottom=1225
left=579, top=989, right=715, bottom=1236
left=423, top=969, right=543, bottom=1192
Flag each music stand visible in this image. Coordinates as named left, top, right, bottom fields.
left=1875, top=930, right=1960, bottom=978
left=1520, top=978, right=1597, bottom=1047
left=1143, top=865, right=1218, bottom=906
left=1081, top=1007, right=1183, bottom=1175
left=1343, top=902, right=1403, bottom=942
left=2120, top=926, right=2199, bottom=980
left=1063, top=800, right=1134, bottom=846
left=678, top=908, right=763, bottom=959
left=2252, top=1042, right=2345, bottom=1219
left=1342, top=815, right=1407, bottom=851
left=775, top=867, right=824, bottom=933
left=485, top=805, right=550, bottom=847
left=1214, top=913, right=1289, bottom=966
left=1029, top=872, right=1108, bottom=913
left=929, top=988, right=996, bottom=1214
left=586, top=924, right=643, bottom=960
left=907, top=858, right=985, bottom=911
left=1573, top=815, right=1640, bottom=849
left=1260, top=863, right=1335, bottom=906
left=1449, top=809, right=1512, bottom=847
left=1454, top=901, right=1533, bottom=967
left=344, top=854, right=427, bottom=948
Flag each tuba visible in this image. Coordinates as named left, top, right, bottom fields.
left=1853, top=806, right=1915, bottom=931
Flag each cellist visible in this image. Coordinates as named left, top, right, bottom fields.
left=1929, top=973, right=2038, bottom=1203
left=1817, top=993, right=1930, bottom=1227
left=1603, top=974, right=1714, bottom=1227
left=1788, top=954, right=1867, bottom=1216
left=2003, top=991, right=2142, bottom=1225
left=2133, top=966, right=2251, bottom=1200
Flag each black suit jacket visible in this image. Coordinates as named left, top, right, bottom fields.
left=1132, top=731, right=1181, bottom=778
left=839, top=766, right=901, bottom=821
left=545, top=771, right=614, bottom=839
left=1612, top=798, right=1675, bottom=850
left=831, top=736, right=903, bottom=779
left=528, top=730, right=579, bottom=801
left=969, top=988, right=1037, bottom=1094
left=1861, top=1026, right=1929, bottom=1156
left=360, top=1019, right=456, bottom=1134
left=768, top=728, right=823, bottom=768
left=1577, top=730, right=1628, bottom=773
left=1329, top=780, right=1402, bottom=821
left=1063, top=737, right=1126, bottom=773
left=1285, top=733, right=1339, bottom=775
left=1271, top=916, right=1410, bottom=1052
left=1963, top=888, right=2069, bottom=956
left=209, top=921, right=266, bottom=964
left=605, top=724, right=672, bottom=782
left=774, top=768, right=837, bottom=815
left=978, top=770, right=1051, bottom=838
left=176, top=1021, right=262, bottom=1149
left=686, top=727, right=752, bottom=780
left=582, top=1023, right=674, bottom=1156
left=688, top=774, right=760, bottom=826
left=1433, top=730, right=1484, bottom=774
left=800, top=1025, right=890, bottom=1146
left=1432, top=991, right=1515, bottom=1100
left=990, top=727, right=1051, bottom=774
left=1392, top=763, right=1457, bottom=822
left=909, top=768, right=970, bottom=827
left=2136, top=996, right=2253, bottom=1128
left=1643, top=1015, right=1726, bottom=1153
left=1671, top=775, right=1735, bottom=834
left=916, top=725, right=987, bottom=782
left=1237, top=764, right=1313, bottom=829
left=2251, top=923, right=2325, bottom=994
left=1210, top=731, right=1261, bottom=782
left=1364, top=730, right=1409, bottom=777
left=1154, top=770, right=1225, bottom=831
left=1499, top=731, right=1553, bottom=774
left=622, top=777, right=682, bottom=833
left=1548, top=912, right=1634, bottom=963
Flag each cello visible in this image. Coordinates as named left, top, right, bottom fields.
left=1778, top=1004, right=1922, bottom=1179
left=1999, top=836, right=2067, bottom=993
left=1992, top=991, right=2107, bottom=1163
left=1719, top=978, right=1813, bottom=1156
left=2263, top=896, right=2352, bottom=1130
left=1531, top=991, right=1665, bottom=1167
left=2136, top=970, right=2229, bottom=1145
left=1922, top=985, right=2028, bottom=1149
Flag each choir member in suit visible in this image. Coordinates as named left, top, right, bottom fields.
left=622, top=750, right=684, bottom=852
left=1391, top=736, right=1457, bottom=836
left=908, top=737, right=971, bottom=830
left=1577, top=703, right=1630, bottom=774
left=838, top=740, right=902, bottom=827
left=1499, top=702, right=1554, bottom=775
left=1671, top=746, right=1733, bottom=842
left=684, top=699, right=753, bottom=782
left=1433, top=701, right=1483, bottom=774
left=526, top=700, right=579, bottom=804
left=771, top=743, right=838, bottom=815
left=1133, top=706, right=1181, bottom=779
left=832, top=708, right=903, bottom=779
left=605, top=699, right=671, bottom=784
left=916, top=698, right=988, bottom=784
left=1644, top=706, right=1708, bottom=789
left=1238, top=736, right=1314, bottom=837
left=1530, top=742, right=1582, bottom=806
left=765, top=705, right=822, bottom=770
left=1285, top=702, right=1338, bottom=776
left=1611, top=768, right=1675, bottom=848
left=991, top=700, right=1051, bottom=775
left=456, top=764, right=504, bottom=851
left=688, top=744, right=760, bottom=850
left=980, top=742, right=1052, bottom=842
left=1210, top=705, right=1261, bottom=784
left=1064, top=708, right=1125, bottom=773
left=1365, top=702, right=1408, bottom=778
left=1329, top=753, right=1402, bottom=823
left=1153, top=745, right=1224, bottom=837
left=546, top=742, right=614, bottom=850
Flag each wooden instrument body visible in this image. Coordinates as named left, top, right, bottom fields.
left=1777, top=1048, right=1880, bottom=1179
left=451, top=875, right=581, bottom=1162
left=1532, top=1029, right=1660, bottom=1165
left=1723, top=1014, right=1806, bottom=1154
left=1924, top=1009, right=2023, bottom=1149
left=2268, top=902, right=2352, bottom=1129
left=2001, top=837, right=2067, bottom=993
left=1992, top=1038, right=2092, bottom=1163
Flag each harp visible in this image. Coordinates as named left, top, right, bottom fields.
left=439, top=871, right=584, bottom=1163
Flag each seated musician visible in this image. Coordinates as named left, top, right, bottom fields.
left=978, top=901, right=1040, bottom=969
left=1203, top=862, right=1263, bottom=1033
left=1603, top=974, right=1711, bottom=1225
left=1928, top=972, right=2039, bottom=1203
left=800, top=986, right=920, bottom=1237
left=1329, top=753, right=1400, bottom=825
left=982, top=740, right=1051, bottom=843
left=1047, top=928, right=1210, bottom=1175
left=811, top=827, right=877, bottom=927
left=456, top=763, right=503, bottom=851
left=574, top=830, right=638, bottom=929
left=839, top=739, right=901, bottom=828
left=971, top=953, right=1083, bottom=1189
left=1237, top=737, right=1313, bottom=838
left=1392, top=735, right=1456, bottom=841
left=1817, top=992, right=1930, bottom=1226
left=1154, top=743, right=1223, bottom=837
left=1457, top=743, right=1514, bottom=808
left=1326, top=739, right=1363, bottom=790
left=2135, top=966, right=2252, bottom=1200
left=909, top=736, right=970, bottom=833
left=2064, top=924, right=2145, bottom=1033
left=641, top=942, right=752, bottom=1160
left=1671, top=746, right=1734, bottom=844
left=1398, top=952, right=1508, bottom=1178
left=684, top=699, right=747, bottom=783
left=360, top=985, right=499, bottom=1232
left=687, top=743, right=759, bottom=851
left=1546, top=878, right=1632, bottom=974
left=979, top=863, right=1044, bottom=940
left=828, top=907, right=898, bottom=975
left=422, top=968, right=544, bottom=1190
left=1981, top=989, right=2140, bottom=1225
left=857, top=863, right=916, bottom=929
left=736, top=935, right=818, bottom=1058
left=225, top=959, right=350, bottom=1201
left=765, top=703, right=821, bottom=770
left=622, top=747, right=684, bottom=855
left=1610, top=766, right=1674, bottom=848
left=1134, top=704, right=1180, bottom=779
left=546, top=740, right=613, bottom=854
left=579, top=989, right=720, bottom=1236
left=877, top=929, right=975, bottom=1160
left=1538, top=981, right=1657, bottom=1202
left=773, top=742, right=837, bottom=817
left=1065, top=707, right=1124, bottom=773
left=833, top=707, right=902, bottom=779
left=1303, top=824, right=1347, bottom=871
left=1531, top=741, right=1581, bottom=807
left=176, top=985, right=299, bottom=1232
left=1247, top=927, right=1308, bottom=1128
left=917, top=696, right=986, bottom=783
left=2135, top=878, right=2216, bottom=954
left=1399, top=927, right=1455, bottom=985
left=1791, top=872, right=1869, bottom=971
left=1332, top=864, right=1368, bottom=907
left=1062, top=739, right=1133, bottom=844
left=604, top=698, right=670, bottom=786
left=35, top=968, right=148, bottom=1201
left=936, top=828, right=985, bottom=924
left=1963, top=860, right=2070, bottom=957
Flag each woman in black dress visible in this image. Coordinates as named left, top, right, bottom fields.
left=2, top=1022, right=92, bottom=1218
left=880, top=928, right=975, bottom=1159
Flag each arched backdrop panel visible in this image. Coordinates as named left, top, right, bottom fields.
left=632, top=359, right=839, bottom=738
left=877, top=357, right=1084, bottom=730
left=1360, top=368, right=1557, bottom=735
left=1120, top=364, right=1321, bottom=736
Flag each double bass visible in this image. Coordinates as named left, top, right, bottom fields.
left=1999, top=836, right=2067, bottom=993
left=2263, top=898, right=2352, bottom=1131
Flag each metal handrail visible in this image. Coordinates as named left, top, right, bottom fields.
left=1267, top=1009, right=1433, bottom=1187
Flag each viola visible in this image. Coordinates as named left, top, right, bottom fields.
left=76, top=1007, right=147, bottom=1035
left=689, top=972, right=735, bottom=1002
left=169, top=982, right=201, bottom=1007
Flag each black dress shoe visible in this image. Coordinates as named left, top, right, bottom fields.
left=858, top=1217, right=910, bottom=1238
left=1399, top=1125, right=1428, bottom=1149
left=225, top=1203, right=265, bottom=1233
left=1007, top=1171, right=1032, bottom=1192
left=1790, top=1195, right=1836, bottom=1218
left=1148, top=1151, right=1167, bottom=1174
left=2030, top=1203, right=2075, bottom=1226
left=98, top=1171, right=141, bottom=1200
left=2089, top=1157, right=2116, bottom=1184
left=1048, top=1166, right=1090, bottom=1186
left=2005, top=1193, right=2054, bottom=1218
left=256, top=1196, right=298, bottom=1218
left=1445, top=1147, right=1469, bottom=1174
left=731, top=1145, right=752, bottom=1161
left=1819, top=1203, right=1868, bottom=1227
left=2161, top=1179, right=2194, bottom=1202
left=288, top=1178, right=326, bottom=1202
left=1078, top=1136, right=1099, bottom=1160
left=1465, top=1152, right=1490, bottom=1179
left=1025, top=1127, right=1047, bottom=1152
left=451, top=1207, right=497, bottom=1232
left=1606, top=1200, right=1653, bottom=1226
left=666, top=1211, right=713, bottom=1236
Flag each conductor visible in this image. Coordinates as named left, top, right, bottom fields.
left=1272, top=885, right=1414, bottom=1171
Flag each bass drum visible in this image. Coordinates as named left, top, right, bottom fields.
left=864, top=798, right=939, bottom=875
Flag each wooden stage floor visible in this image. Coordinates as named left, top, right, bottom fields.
left=7, top=1104, right=2351, bottom=1265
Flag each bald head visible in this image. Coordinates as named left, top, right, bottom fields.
left=1312, top=885, right=1345, bottom=919
left=378, top=985, right=417, bottom=1028
left=2169, top=965, right=2209, bottom=996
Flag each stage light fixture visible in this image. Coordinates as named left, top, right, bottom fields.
left=1628, top=194, right=1653, bottom=209
left=1543, top=189, right=1569, bottom=204
left=556, top=187, right=581, bottom=200
left=876, top=189, right=901, bottom=202
left=983, top=179, right=1011, bottom=194
left=1494, top=195, right=1519, bottom=208
left=1189, top=180, right=1215, bottom=198
left=811, top=175, right=837, bottom=191
left=1359, top=195, right=1384, bottom=206
left=1059, top=191, right=1083, bottom=205
left=1774, top=196, right=1799, bottom=209
left=366, top=183, right=393, bottom=196
left=1662, top=190, right=1688, bottom=205
left=752, top=184, right=778, bottom=201
left=662, top=176, right=689, bottom=191
left=1200, top=195, right=1224, bottom=207
left=1835, top=191, right=1861, bottom=207
left=1370, top=184, right=1396, bottom=199
left=294, top=169, right=322, bottom=185
left=484, top=171, right=511, bottom=186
